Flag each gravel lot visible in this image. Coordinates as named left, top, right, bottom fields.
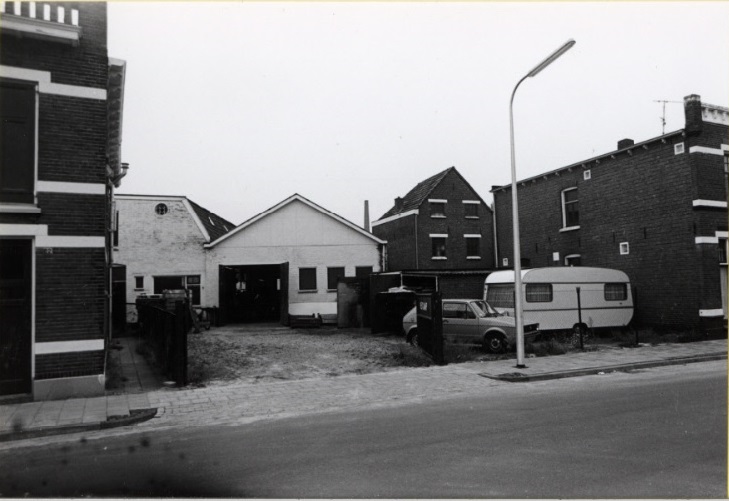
left=187, top=323, right=435, bottom=386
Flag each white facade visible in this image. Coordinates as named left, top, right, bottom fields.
left=205, top=195, right=386, bottom=317
left=113, top=195, right=213, bottom=321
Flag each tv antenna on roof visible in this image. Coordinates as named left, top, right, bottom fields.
left=654, top=100, right=682, bottom=134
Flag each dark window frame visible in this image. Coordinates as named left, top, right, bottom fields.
left=525, top=283, right=553, bottom=303
left=0, top=79, right=37, bottom=205
left=429, top=201, right=446, bottom=218
left=299, top=267, right=317, bottom=292
left=465, top=236, right=481, bottom=258
left=431, top=237, right=447, bottom=258
left=604, top=283, right=628, bottom=301
left=327, top=267, right=345, bottom=291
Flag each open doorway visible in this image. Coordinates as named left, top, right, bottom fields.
left=219, top=264, right=285, bottom=323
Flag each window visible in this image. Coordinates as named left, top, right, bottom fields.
left=561, top=188, right=579, bottom=228
left=620, top=242, right=630, bottom=255
left=299, top=268, right=317, bottom=291
left=431, top=235, right=447, bottom=259
left=465, top=236, right=481, bottom=259
left=443, top=303, right=474, bottom=319
left=0, top=80, right=36, bottom=204
left=134, top=276, right=144, bottom=289
left=526, top=283, right=553, bottom=303
left=355, top=266, right=373, bottom=279
left=186, top=275, right=201, bottom=305
left=153, top=275, right=201, bottom=305
left=605, top=283, right=628, bottom=301
left=486, top=284, right=514, bottom=308
left=327, top=267, right=345, bottom=290
left=564, top=254, right=581, bottom=266
left=112, top=210, right=119, bottom=247
left=429, top=200, right=446, bottom=217
left=155, top=203, right=168, bottom=215
left=720, top=239, right=727, bottom=265
left=463, top=201, right=479, bottom=218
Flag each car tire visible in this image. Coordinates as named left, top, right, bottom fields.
left=407, top=329, right=419, bottom=347
left=484, top=332, right=506, bottom=354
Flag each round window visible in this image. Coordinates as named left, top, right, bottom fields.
left=155, top=203, right=168, bottom=215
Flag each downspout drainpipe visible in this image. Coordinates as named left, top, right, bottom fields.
left=414, top=213, right=419, bottom=270
left=492, top=201, right=499, bottom=268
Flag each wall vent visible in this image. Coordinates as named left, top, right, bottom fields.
left=674, top=142, right=685, bottom=155
left=583, top=169, right=591, bottom=181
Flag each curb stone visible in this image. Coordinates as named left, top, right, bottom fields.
left=0, top=408, right=158, bottom=443
left=480, top=352, right=727, bottom=382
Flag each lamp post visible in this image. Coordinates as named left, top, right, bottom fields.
left=510, top=39, right=575, bottom=368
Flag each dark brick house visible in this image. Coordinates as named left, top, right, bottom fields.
left=372, top=166, right=495, bottom=298
left=0, top=3, right=128, bottom=399
left=491, top=95, right=728, bottom=331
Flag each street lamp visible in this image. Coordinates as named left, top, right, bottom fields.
left=509, top=39, right=575, bottom=368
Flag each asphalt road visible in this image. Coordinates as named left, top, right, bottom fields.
left=1, top=361, right=726, bottom=498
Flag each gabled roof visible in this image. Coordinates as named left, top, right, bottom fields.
left=377, top=166, right=491, bottom=221
left=115, top=194, right=235, bottom=243
left=206, top=193, right=386, bottom=248
left=379, top=167, right=453, bottom=220
left=187, top=199, right=235, bottom=242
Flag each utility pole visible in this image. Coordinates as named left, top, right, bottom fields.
left=653, top=100, right=682, bottom=134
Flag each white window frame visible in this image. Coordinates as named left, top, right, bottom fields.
left=430, top=233, right=448, bottom=260
left=620, top=242, right=630, bottom=255
left=560, top=187, right=580, bottom=231
left=428, top=199, right=447, bottom=218
left=464, top=234, right=481, bottom=259
left=462, top=200, right=480, bottom=219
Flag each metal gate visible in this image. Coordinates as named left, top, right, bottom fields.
left=416, top=292, right=445, bottom=365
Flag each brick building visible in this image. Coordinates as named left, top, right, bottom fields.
left=371, top=166, right=494, bottom=298
left=0, top=3, right=127, bottom=399
left=112, top=195, right=234, bottom=324
left=492, top=95, right=728, bottom=331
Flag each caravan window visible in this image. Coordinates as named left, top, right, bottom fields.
left=486, top=284, right=514, bottom=308
left=526, top=284, right=553, bottom=302
left=605, top=283, right=628, bottom=301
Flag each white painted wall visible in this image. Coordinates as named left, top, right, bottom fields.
left=205, top=199, right=382, bottom=315
left=113, top=197, right=208, bottom=321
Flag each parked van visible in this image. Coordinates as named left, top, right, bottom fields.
left=483, top=267, right=633, bottom=332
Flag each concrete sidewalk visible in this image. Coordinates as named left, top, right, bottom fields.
left=0, top=338, right=725, bottom=442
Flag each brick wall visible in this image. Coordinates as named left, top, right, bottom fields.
left=37, top=193, right=106, bottom=236
left=494, top=123, right=727, bottom=329
left=38, top=95, right=108, bottom=184
left=0, top=3, right=108, bottom=89
left=372, top=215, right=417, bottom=271
left=373, top=169, right=495, bottom=272
left=35, top=248, right=106, bottom=342
left=35, top=351, right=105, bottom=380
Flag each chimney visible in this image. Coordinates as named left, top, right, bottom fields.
left=364, top=200, right=370, bottom=232
left=684, top=94, right=703, bottom=135
left=617, top=138, right=634, bottom=150
left=394, top=197, right=403, bottom=212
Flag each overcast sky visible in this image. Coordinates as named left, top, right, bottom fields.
left=108, top=1, right=729, bottom=228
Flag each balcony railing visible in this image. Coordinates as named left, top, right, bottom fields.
left=0, top=2, right=82, bottom=46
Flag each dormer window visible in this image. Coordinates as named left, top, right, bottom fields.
left=429, top=199, right=447, bottom=218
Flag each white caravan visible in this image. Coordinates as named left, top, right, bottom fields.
left=483, top=267, right=634, bottom=332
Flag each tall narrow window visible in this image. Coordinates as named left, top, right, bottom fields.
left=561, top=187, right=579, bottom=228
left=0, top=80, right=36, bottom=204
left=299, top=268, right=317, bottom=291
left=327, top=267, right=345, bottom=290
left=465, top=235, right=481, bottom=259
left=431, top=235, right=447, bottom=259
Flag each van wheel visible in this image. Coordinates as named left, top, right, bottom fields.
left=407, top=329, right=419, bottom=347
left=484, top=333, right=506, bottom=354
